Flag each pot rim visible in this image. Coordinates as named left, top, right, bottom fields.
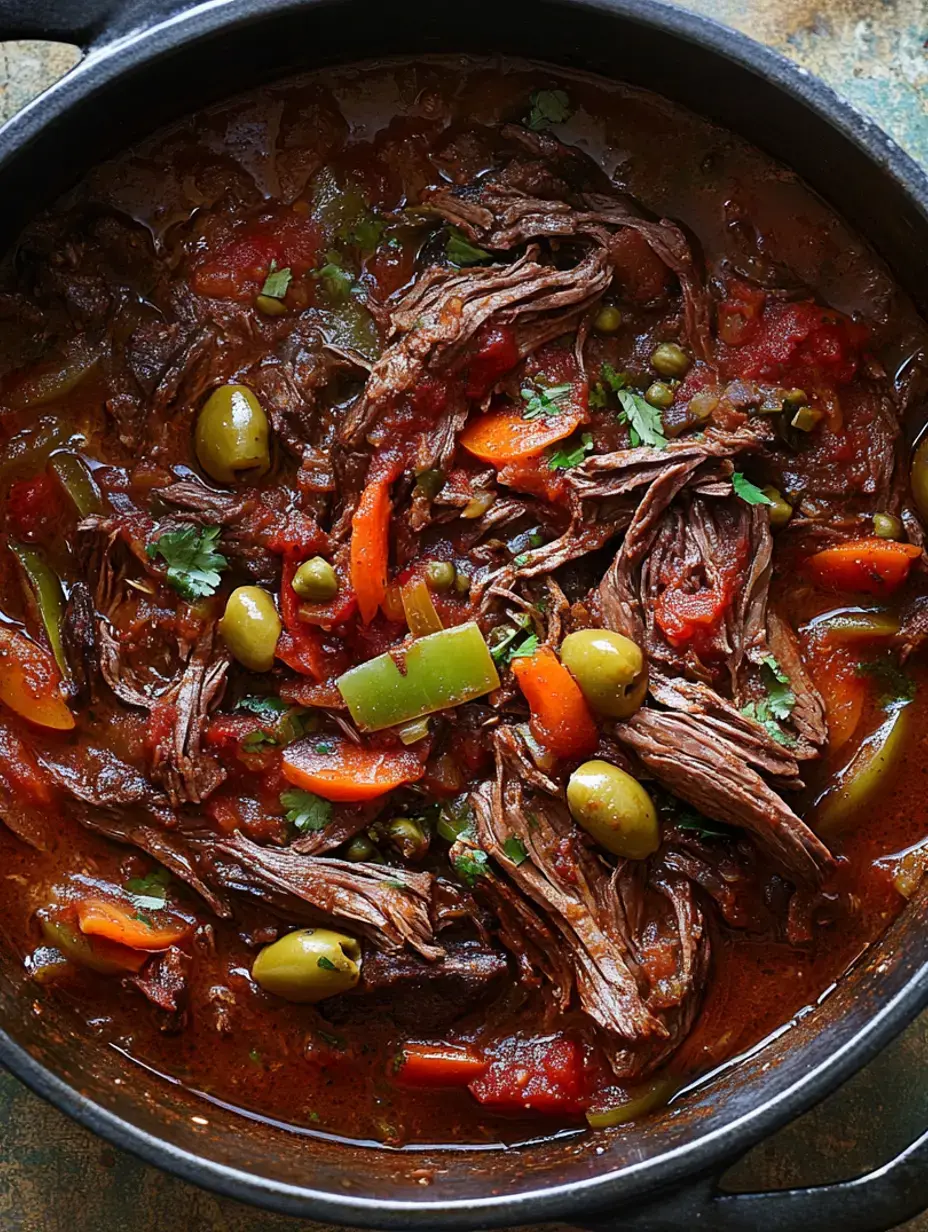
left=1, top=0, right=927, bottom=1224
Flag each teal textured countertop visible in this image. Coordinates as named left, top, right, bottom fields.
left=0, top=4, right=926, bottom=1229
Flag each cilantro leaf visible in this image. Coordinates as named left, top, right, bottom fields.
left=125, top=868, right=170, bottom=912
left=509, top=633, right=539, bottom=660
left=235, top=696, right=289, bottom=721
left=732, top=472, right=774, bottom=506
left=261, top=260, right=292, bottom=300
left=521, top=382, right=573, bottom=421
left=502, top=836, right=528, bottom=865
left=340, top=213, right=386, bottom=254
left=281, top=788, right=332, bottom=834
left=312, top=251, right=354, bottom=302
left=617, top=389, right=668, bottom=449
left=317, top=955, right=337, bottom=971
left=490, top=615, right=536, bottom=665
left=548, top=432, right=594, bottom=470
left=453, top=847, right=489, bottom=885
left=526, top=89, right=572, bottom=130
left=447, top=227, right=492, bottom=267
left=857, top=657, right=917, bottom=707
left=601, top=364, right=627, bottom=393
left=741, top=700, right=794, bottom=745
left=760, top=655, right=796, bottom=722
left=147, top=525, right=227, bottom=601
left=588, top=384, right=609, bottom=409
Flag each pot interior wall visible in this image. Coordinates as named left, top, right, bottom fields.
left=1, top=1, right=927, bottom=1219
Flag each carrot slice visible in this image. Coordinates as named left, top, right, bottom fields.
left=394, top=1043, right=488, bottom=1087
left=77, top=899, right=191, bottom=952
left=805, top=538, right=921, bottom=596
left=282, top=735, right=425, bottom=802
left=0, top=625, right=74, bottom=730
left=460, top=403, right=586, bottom=464
left=351, top=478, right=393, bottom=624
left=512, top=646, right=598, bottom=760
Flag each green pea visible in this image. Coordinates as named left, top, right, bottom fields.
left=219, top=586, right=281, bottom=672
left=345, top=834, right=375, bottom=862
left=454, top=570, right=472, bottom=597
left=252, top=928, right=361, bottom=1003
left=567, top=760, right=659, bottom=860
left=645, top=381, right=674, bottom=410
left=292, top=557, right=338, bottom=602
left=650, top=343, right=691, bottom=378
left=195, top=385, right=270, bottom=485
left=560, top=629, right=647, bottom=718
left=594, top=305, right=623, bottom=334
left=425, top=560, right=455, bottom=593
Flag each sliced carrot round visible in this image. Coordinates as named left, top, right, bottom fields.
left=282, top=735, right=424, bottom=802
left=77, top=899, right=191, bottom=952
left=805, top=538, right=921, bottom=596
left=460, top=403, right=586, bottom=465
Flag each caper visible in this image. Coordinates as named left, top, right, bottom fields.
left=912, top=436, right=928, bottom=524
left=873, top=512, right=902, bottom=540
left=195, top=385, right=270, bottom=485
left=345, top=834, right=375, bottom=862
left=560, top=629, right=648, bottom=719
left=219, top=586, right=281, bottom=672
left=762, top=486, right=793, bottom=530
left=645, top=381, right=674, bottom=410
left=594, top=305, right=623, bottom=334
left=252, top=928, right=361, bottom=1003
left=567, top=760, right=659, bottom=860
left=292, top=556, right=338, bottom=602
left=650, top=342, right=690, bottom=378
left=425, top=560, right=455, bottom=593
left=386, top=817, right=430, bottom=862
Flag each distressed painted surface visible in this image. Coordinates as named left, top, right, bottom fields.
left=0, top=4, right=927, bottom=1230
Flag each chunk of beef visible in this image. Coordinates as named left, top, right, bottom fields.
left=129, top=946, right=191, bottom=1018
left=765, top=611, right=828, bottom=754
left=474, top=872, right=572, bottom=1010
left=325, top=939, right=508, bottom=1029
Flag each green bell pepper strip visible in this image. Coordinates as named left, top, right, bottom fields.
left=50, top=450, right=103, bottom=517
left=337, top=622, right=501, bottom=732
left=816, top=701, right=911, bottom=833
left=10, top=542, right=70, bottom=684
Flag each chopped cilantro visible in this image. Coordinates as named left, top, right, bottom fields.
left=317, top=955, right=337, bottom=971
left=241, top=729, right=278, bottom=753
left=125, top=868, right=170, bottom=912
left=261, top=260, right=292, bottom=299
left=235, top=695, right=288, bottom=720
left=602, top=363, right=627, bottom=392
left=280, top=788, right=332, bottom=834
left=447, top=227, right=492, bottom=267
left=313, top=251, right=354, bottom=302
left=617, top=389, right=667, bottom=449
left=732, top=472, right=774, bottom=506
left=502, top=836, right=528, bottom=865
left=521, top=381, right=573, bottom=421
left=249, top=1048, right=263, bottom=1065
left=548, top=432, right=594, bottom=470
left=437, top=798, right=475, bottom=844
left=453, top=847, right=489, bottom=885
left=489, top=615, right=536, bottom=665
left=741, top=655, right=796, bottom=743
left=508, top=634, right=539, bottom=660
left=340, top=213, right=386, bottom=254
left=314, top=739, right=335, bottom=754
left=514, top=553, right=529, bottom=567
left=857, top=657, right=917, bottom=707
left=526, top=88, right=572, bottom=130
left=146, top=524, right=227, bottom=601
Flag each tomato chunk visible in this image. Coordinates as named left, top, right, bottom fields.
left=469, top=1035, right=589, bottom=1115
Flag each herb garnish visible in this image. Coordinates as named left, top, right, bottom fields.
left=502, top=836, right=528, bottom=865
left=677, top=813, right=734, bottom=841
left=490, top=615, right=537, bottom=665
left=857, top=657, right=917, bottom=707
left=146, top=525, right=227, bottom=601
left=548, top=432, right=594, bottom=470
left=589, top=363, right=628, bottom=408
left=235, top=696, right=289, bottom=721
left=617, top=389, right=668, bottom=449
left=453, top=847, right=490, bottom=885
left=741, top=654, right=796, bottom=745
left=526, top=88, right=572, bottom=130
left=340, top=213, right=386, bottom=254
left=447, top=227, right=492, bottom=267
left=280, top=788, right=333, bottom=834
left=261, top=259, right=292, bottom=300
left=313, top=250, right=354, bottom=302
left=732, top=472, right=774, bottom=506
left=125, top=868, right=171, bottom=912
left=317, top=955, right=338, bottom=971
left=521, top=381, right=573, bottom=421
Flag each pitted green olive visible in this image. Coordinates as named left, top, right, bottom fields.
left=195, top=384, right=270, bottom=485
left=567, top=760, right=659, bottom=860
left=219, top=586, right=281, bottom=672
left=560, top=629, right=647, bottom=718
left=292, top=556, right=338, bottom=602
left=252, top=927, right=361, bottom=1003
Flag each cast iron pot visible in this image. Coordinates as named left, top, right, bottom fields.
left=0, top=2, right=926, bottom=1228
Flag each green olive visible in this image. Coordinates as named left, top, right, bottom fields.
left=219, top=586, right=281, bottom=672
left=650, top=342, right=690, bottom=378
left=253, top=928, right=361, bottom=1003
left=345, top=834, right=375, bottom=862
left=594, top=304, right=623, bottom=334
left=645, top=381, right=674, bottom=410
left=560, top=629, right=647, bottom=719
left=195, top=384, right=270, bottom=485
left=425, top=560, right=455, bottom=593
left=292, top=556, right=338, bottom=602
left=386, top=817, right=430, bottom=862
left=912, top=436, right=928, bottom=524
left=762, top=486, right=793, bottom=530
left=873, top=512, right=902, bottom=540
left=567, top=760, right=659, bottom=860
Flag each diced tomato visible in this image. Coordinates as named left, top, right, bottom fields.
left=192, top=210, right=322, bottom=301
left=7, top=472, right=68, bottom=543
left=469, top=1035, right=589, bottom=1116
left=0, top=721, right=52, bottom=805
left=653, top=517, right=749, bottom=653
left=465, top=324, right=520, bottom=399
left=276, top=626, right=330, bottom=679
left=409, top=376, right=452, bottom=420
left=608, top=229, right=670, bottom=303
left=394, top=1043, right=488, bottom=1087
left=497, top=453, right=570, bottom=504
left=145, top=702, right=177, bottom=755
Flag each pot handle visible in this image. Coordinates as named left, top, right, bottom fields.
left=580, top=1125, right=928, bottom=1232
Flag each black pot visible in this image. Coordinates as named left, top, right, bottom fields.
left=0, top=2, right=926, bottom=1228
